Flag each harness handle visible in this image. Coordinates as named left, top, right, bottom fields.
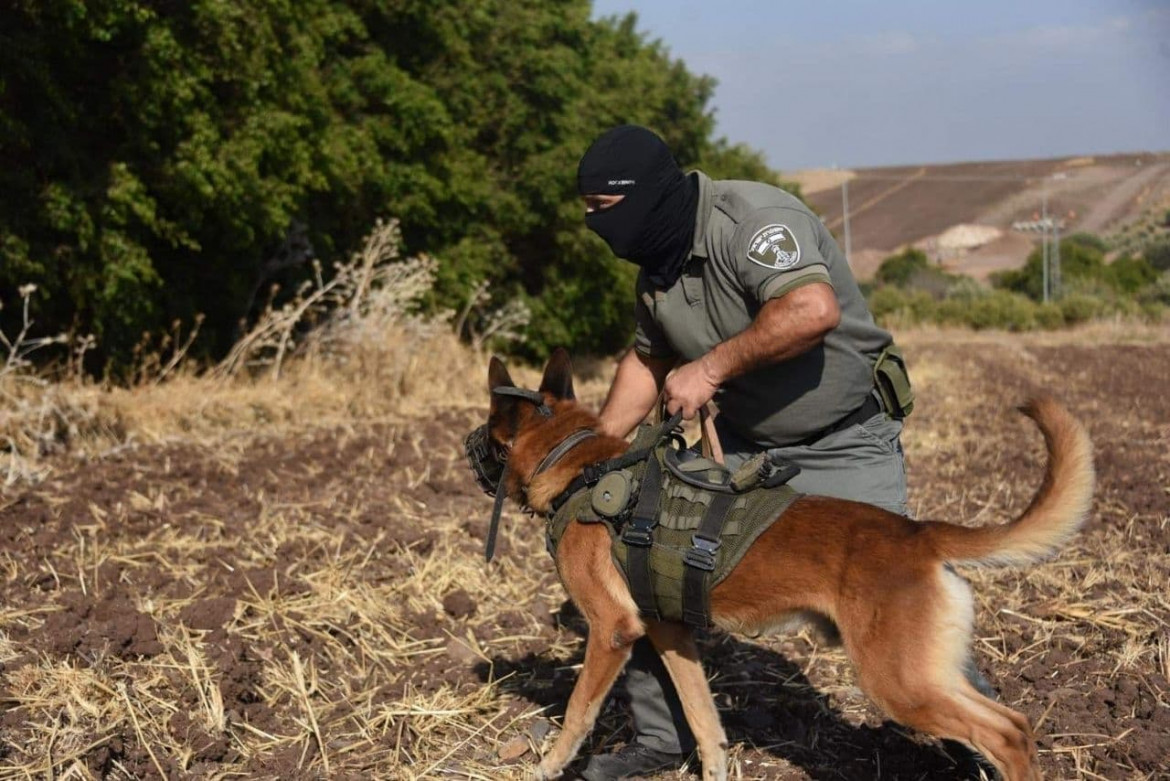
left=699, top=405, right=725, bottom=465
left=654, top=393, right=725, bottom=466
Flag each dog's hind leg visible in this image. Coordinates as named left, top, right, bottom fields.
left=644, top=620, right=728, bottom=781
left=882, top=687, right=1040, bottom=781
left=846, top=567, right=1041, bottom=781
left=534, top=615, right=641, bottom=781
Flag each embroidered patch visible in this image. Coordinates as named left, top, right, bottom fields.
left=746, top=224, right=801, bottom=269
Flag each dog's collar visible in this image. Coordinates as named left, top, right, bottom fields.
left=482, top=388, right=599, bottom=561
left=548, top=412, right=685, bottom=515
left=482, top=427, right=594, bottom=561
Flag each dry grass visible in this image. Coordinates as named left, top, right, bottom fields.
left=1, top=304, right=1167, bottom=778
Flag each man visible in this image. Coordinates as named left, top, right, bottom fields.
left=576, top=125, right=912, bottom=779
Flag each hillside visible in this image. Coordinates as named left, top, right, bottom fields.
left=793, top=152, right=1170, bottom=279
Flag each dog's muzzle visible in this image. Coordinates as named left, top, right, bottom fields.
left=464, top=424, right=508, bottom=497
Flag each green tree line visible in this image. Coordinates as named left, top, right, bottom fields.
left=866, top=234, right=1169, bottom=331
left=1, top=0, right=784, bottom=371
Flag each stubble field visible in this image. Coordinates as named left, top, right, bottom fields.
left=1, top=325, right=1167, bottom=780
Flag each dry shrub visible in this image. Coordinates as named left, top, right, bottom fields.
left=1, top=220, right=515, bottom=490
left=1, top=286, right=119, bottom=488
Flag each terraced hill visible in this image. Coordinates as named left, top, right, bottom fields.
left=792, top=152, right=1170, bottom=279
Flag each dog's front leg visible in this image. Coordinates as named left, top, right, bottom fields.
left=532, top=624, right=636, bottom=780
left=644, top=620, right=728, bottom=781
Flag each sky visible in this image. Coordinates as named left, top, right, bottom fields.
left=590, top=0, right=1170, bottom=171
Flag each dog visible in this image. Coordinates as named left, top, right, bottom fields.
left=475, top=348, right=1094, bottom=781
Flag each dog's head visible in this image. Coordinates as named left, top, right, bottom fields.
left=464, top=348, right=578, bottom=500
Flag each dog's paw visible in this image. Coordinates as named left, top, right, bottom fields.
left=528, top=761, right=559, bottom=781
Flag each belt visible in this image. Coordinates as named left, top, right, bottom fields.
left=791, top=393, right=884, bottom=447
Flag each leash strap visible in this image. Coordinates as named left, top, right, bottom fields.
left=622, top=454, right=663, bottom=619
left=484, top=464, right=509, bottom=562
left=681, top=492, right=736, bottom=628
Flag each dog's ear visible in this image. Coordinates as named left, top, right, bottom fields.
left=539, top=347, right=575, bottom=401
left=488, top=355, right=515, bottom=391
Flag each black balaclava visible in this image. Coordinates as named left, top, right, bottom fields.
left=577, top=125, right=699, bottom=289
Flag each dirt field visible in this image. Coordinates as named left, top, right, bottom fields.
left=1, top=326, right=1168, bottom=779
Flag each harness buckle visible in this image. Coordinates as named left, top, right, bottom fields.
left=683, top=534, right=720, bottom=571
left=621, top=517, right=655, bottom=547
left=583, top=463, right=606, bottom=485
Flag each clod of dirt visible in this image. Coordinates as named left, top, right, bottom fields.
left=498, top=735, right=530, bottom=761
left=442, top=589, right=477, bottom=619
left=180, top=597, right=238, bottom=631
left=41, top=592, right=164, bottom=660
left=445, top=637, right=480, bottom=665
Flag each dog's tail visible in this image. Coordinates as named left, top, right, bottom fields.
left=925, top=396, right=1094, bottom=568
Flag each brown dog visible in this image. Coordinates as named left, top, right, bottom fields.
left=479, top=349, right=1094, bottom=781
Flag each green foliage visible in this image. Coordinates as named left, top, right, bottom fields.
left=1, top=2, right=789, bottom=369
left=1143, top=238, right=1170, bottom=272
left=1063, top=232, right=1108, bottom=253
left=875, top=248, right=930, bottom=287
left=991, top=234, right=1159, bottom=301
left=1108, top=256, right=1159, bottom=293
left=867, top=269, right=1162, bottom=332
left=873, top=247, right=961, bottom=299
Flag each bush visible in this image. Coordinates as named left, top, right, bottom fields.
left=958, top=291, right=1038, bottom=331
left=1109, top=256, right=1160, bottom=293
left=1144, top=238, right=1170, bottom=272
left=875, top=249, right=930, bottom=287
left=867, top=287, right=935, bottom=325
left=1058, top=294, right=1106, bottom=325
left=1064, top=232, right=1108, bottom=253
left=1035, top=302, right=1065, bottom=329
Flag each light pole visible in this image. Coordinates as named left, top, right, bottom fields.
left=1041, top=185, right=1050, bottom=303
left=841, top=177, right=852, bottom=266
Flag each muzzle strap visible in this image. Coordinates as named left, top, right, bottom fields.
left=491, top=386, right=553, bottom=417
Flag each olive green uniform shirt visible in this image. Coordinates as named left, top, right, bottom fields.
left=634, top=171, right=893, bottom=447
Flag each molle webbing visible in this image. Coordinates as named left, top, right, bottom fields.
left=546, top=434, right=799, bottom=627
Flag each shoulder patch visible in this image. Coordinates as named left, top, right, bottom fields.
left=746, top=224, right=800, bottom=269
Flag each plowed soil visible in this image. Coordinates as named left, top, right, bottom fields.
left=1, top=330, right=1167, bottom=779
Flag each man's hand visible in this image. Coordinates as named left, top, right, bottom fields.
left=599, top=350, right=677, bottom=438
left=663, top=358, right=721, bottom=420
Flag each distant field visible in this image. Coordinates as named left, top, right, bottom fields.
left=1, top=325, right=1167, bottom=779
left=793, top=152, right=1170, bottom=279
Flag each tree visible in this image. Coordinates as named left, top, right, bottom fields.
left=992, top=235, right=1158, bottom=299
left=0, top=1, right=792, bottom=370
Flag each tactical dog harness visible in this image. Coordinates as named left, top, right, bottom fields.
left=466, top=393, right=801, bottom=629
left=545, top=418, right=800, bottom=628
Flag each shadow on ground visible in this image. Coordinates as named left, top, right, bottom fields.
left=477, top=602, right=990, bottom=780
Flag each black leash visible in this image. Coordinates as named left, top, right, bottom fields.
left=484, top=464, right=511, bottom=562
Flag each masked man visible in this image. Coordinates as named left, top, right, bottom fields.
left=575, top=125, right=914, bottom=779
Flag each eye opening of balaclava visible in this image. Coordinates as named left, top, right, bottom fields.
left=577, top=125, right=699, bottom=289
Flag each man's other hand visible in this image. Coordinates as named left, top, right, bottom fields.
left=663, top=358, right=721, bottom=420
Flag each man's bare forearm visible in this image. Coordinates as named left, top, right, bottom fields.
left=598, top=349, right=676, bottom=438
left=701, top=282, right=839, bottom=385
